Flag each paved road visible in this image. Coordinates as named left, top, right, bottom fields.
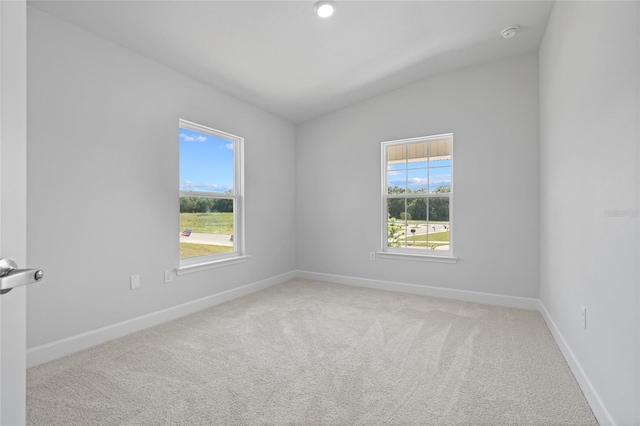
left=390, top=223, right=449, bottom=236
left=179, top=232, right=233, bottom=247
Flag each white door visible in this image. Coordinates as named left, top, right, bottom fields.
left=0, top=1, right=28, bottom=425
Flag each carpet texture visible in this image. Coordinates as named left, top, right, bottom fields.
left=27, top=279, right=597, bottom=425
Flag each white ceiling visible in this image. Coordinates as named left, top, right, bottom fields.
left=29, top=0, right=554, bottom=124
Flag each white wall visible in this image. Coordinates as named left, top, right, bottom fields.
left=296, top=54, right=540, bottom=299
left=539, top=2, right=639, bottom=425
left=26, top=8, right=297, bottom=348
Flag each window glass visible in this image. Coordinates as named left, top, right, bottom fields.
left=382, top=134, right=452, bottom=255
left=179, top=120, right=243, bottom=264
left=179, top=128, right=234, bottom=194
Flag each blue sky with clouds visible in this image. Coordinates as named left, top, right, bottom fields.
left=179, top=128, right=234, bottom=193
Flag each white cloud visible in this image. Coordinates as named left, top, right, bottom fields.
left=180, top=181, right=232, bottom=193
left=179, top=132, right=207, bottom=143
left=225, top=143, right=234, bottom=150
left=409, top=177, right=428, bottom=185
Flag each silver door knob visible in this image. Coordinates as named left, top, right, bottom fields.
left=0, top=258, right=44, bottom=295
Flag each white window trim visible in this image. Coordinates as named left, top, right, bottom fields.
left=176, top=255, right=250, bottom=275
left=375, top=252, right=458, bottom=264
left=178, top=119, right=245, bottom=272
left=380, top=133, right=455, bottom=261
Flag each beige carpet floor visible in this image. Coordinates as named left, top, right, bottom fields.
left=27, top=279, right=597, bottom=425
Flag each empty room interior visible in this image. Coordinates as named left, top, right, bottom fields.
left=3, top=0, right=639, bottom=424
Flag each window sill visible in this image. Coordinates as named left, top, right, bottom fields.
left=176, top=255, right=250, bottom=276
left=376, top=252, right=458, bottom=264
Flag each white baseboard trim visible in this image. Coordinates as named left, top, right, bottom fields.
left=295, top=270, right=539, bottom=310
left=26, top=271, right=296, bottom=368
left=537, top=300, right=615, bottom=426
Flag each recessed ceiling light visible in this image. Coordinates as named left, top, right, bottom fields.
left=313, top=0, right=336, bottom=18
left=500, top=26, right=519, bottom=39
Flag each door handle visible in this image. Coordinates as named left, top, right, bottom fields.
left=0, top=258, right=44, bottom=295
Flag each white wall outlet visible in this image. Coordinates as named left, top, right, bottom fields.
left=369, top=252, right=376, bottom=261
left=580, top=305, right=586, bottom=329
left=130, top=274, right=140, bottom=290
left=164, top=269, right=173, bottom=283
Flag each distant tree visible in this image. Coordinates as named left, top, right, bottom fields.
left=195, top=198, right=211, bottom=213
left=213, top=198, right=233, bottom=213
left=387, top=198, right=405, bottom=220
left=429, top=198, right=449, bottom=222
left=180, top=197, right=197, bottom=213
left=180, top=196, right=234, bottom=214
left=387, top=186, right=405, bottom=194
left=407, top=198, right=426, bottom=221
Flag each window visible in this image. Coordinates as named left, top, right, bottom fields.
left=179, top=119, right=244, bottom=268
left=382, top=134, right=453, bottom=257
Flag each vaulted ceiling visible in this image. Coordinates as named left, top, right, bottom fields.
left=30, top=1, right=554, bottom=123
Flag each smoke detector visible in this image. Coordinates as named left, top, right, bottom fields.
left=500, top=26, right=519, bottom=39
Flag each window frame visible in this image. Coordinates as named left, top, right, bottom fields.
left=380, top=133, right=456, bottom=262
left=177, top=119, right=245, bottom=272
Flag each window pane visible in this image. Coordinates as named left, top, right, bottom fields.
left=179, top=197, right=234, bottom=259
left=387, top=198, right=407, bottom=247
left=429, top=165, right=451, bottom=193
left=382, top=134, right=452, bottom=255
left=404, top=197, right=427, bottom=250
left=429, top=156, right=451, bottom=193
left=387, top=174, right=407, bottom=194
left=429, top=138, right=451, bottom=161
left=407, top=168, right=428, bottom=192
left=387, top=144, right=407, bottom=193
left=427, top=197, right=450, bottom=251
left=179, top=128, right=234, bottom=194
left=428, top=138, right=451, bottom=193
left=406, top=142, right=428, bottom=164
left=387, top=144, right=407, bottom=163
left=388, top=197, right=431, bottom=249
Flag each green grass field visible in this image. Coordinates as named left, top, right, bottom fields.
left=180, top=242, right=233, bottom=259
left=180, top=212, right=233, bottom=234
left=404, top=231, right=450, bottom=243
left=179, top=212, right=234, bottom=259
left=391, top=228, right=450, bottom=249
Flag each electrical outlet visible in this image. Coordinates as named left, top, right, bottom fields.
left=369, top=252, right=376, bottom=261
left=580, top=305, right=587, bottom=329
left=130, top=274, right=140, bottom=290
left=164, top=269, right=173, bottom=283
